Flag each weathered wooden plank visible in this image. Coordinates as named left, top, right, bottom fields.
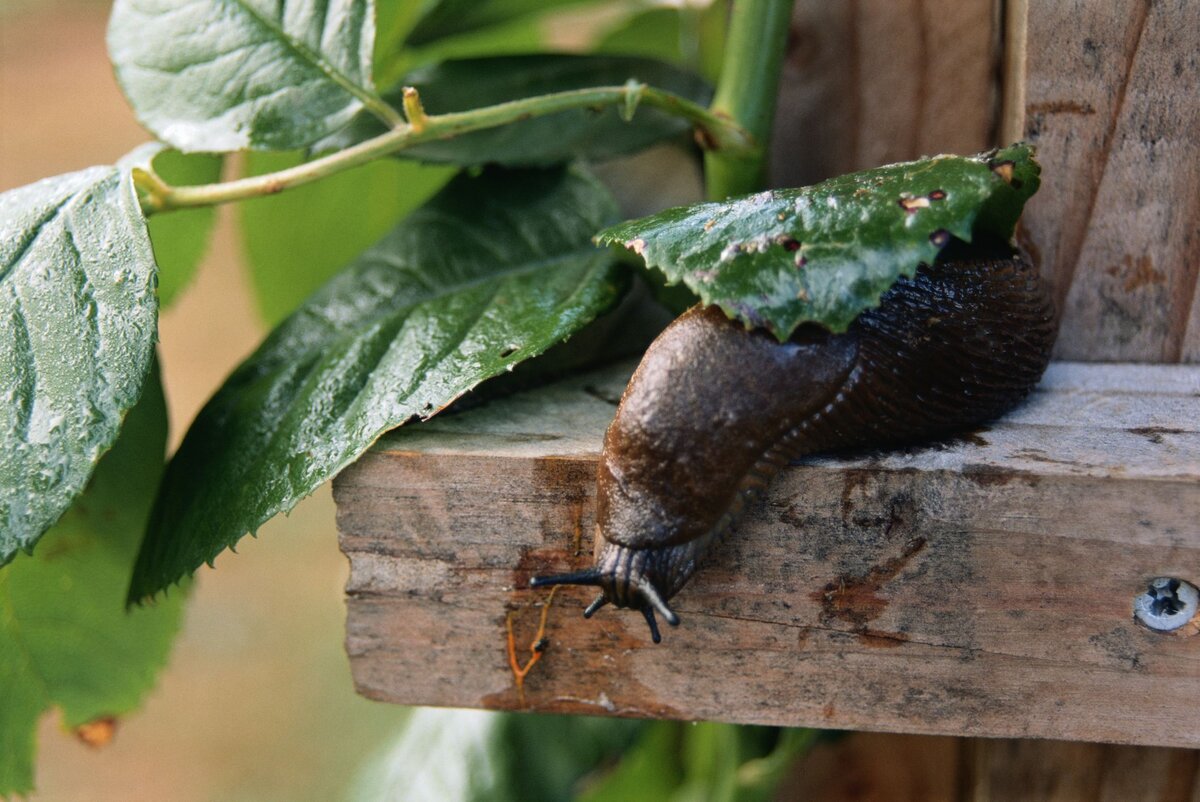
left=770, top=0, right=996, bottom=188
left=1018, top=0, right=1200, bottom=363
left=335, top=360, right=1200, bottom=747
left=964, top=739, right=1200, bottom=802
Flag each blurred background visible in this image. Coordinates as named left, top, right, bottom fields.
left=0, top=1, right=965, bottom=799
left=2, top=2, right=411, bottom=799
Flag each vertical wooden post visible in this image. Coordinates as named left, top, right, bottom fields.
left=766, top=0, right=1200, bottom=793
left=1013, top=0, right=1200, bottom=363
left=965, top=0, right=1200, bottom=796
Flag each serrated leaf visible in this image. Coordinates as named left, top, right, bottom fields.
left=597, top=144, right=1041, bottom=339
left=131, top=165, right=626, bottom=598
left=0, top=366, right=184, bottom=796
left=108, top=0, right=392, bottom=152
left=318, top=55, right=711, bottom=166
left=122, top=145, right=223, bottom=308
left=239, top=151, right=455, bottom=326
left=0, top=166, right=158, bottom=563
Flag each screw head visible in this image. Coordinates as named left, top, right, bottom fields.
left=1133, top=577, right=1199, bottom=632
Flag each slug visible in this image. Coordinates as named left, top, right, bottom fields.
left=531, top=236, right=1056, bottom=642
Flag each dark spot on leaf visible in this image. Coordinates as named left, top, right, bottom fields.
left=776, top=235, right=801, bottom=251
left=929, top=229, right=950, bottom=247
left=500, top=346, right=518, bottom=358
left=928, top=189, right=947, bottom=200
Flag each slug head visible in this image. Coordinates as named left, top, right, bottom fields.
left=529, top=546, right=680, bottom=643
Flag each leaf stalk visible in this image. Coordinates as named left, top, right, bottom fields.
left=139, top=84, right=754, bottom=215
left=703, top=0, right=794, bottom=200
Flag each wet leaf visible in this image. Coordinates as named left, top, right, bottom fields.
left=318, top=54, right=710, bottom=166
left=238, top=151, right=455, bottom=326
left=0, top=368, right=184, bottom=796
left=108, top=0, right=390, bottom=151
left=131, top=165, right=626, bottom=598
left=0, top=166, right=158, bottom=563
left=597, top=144, right=1041, bottom=339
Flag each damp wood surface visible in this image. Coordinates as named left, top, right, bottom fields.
left=334, top=359, right=1200, bottom=748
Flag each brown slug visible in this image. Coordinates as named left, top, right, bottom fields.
left=531, top=236, right=1056, bottom=642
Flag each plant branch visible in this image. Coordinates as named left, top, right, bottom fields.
left=704, top=0, right=794, bottom=200
left=136, top=84, right=754, bottom=215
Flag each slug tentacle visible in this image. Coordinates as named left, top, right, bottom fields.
left=531, top=237, right=1056, bottom=643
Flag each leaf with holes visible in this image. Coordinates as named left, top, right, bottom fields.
left=107, top=0, right=394, bottom=151
left=0, top=367, right=184, bottom=797
left=131, top=165, right=626, bottom=599
left=597, top=144, right=1041, bottom=339
left=316, top=54, right=711, bottom=166
left=0, top=166, right=158, bottom=563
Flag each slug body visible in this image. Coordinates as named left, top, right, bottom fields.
left=531, top=239, right=1056, bottom=642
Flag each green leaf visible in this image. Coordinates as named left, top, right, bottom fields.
left=0, top=366, right=184, bottom=796
left=131, top=165, right=626, bottom=598
left=377, top=8, right=548, bottom=89
left=108, top=0, right=393, bottom=152
left=130, top=146, right=222, bottom=308
left=373, top=0, right=433, bottom=76
left=318, top=54, right=711, bottom=166
left=597, top=144, right=1042, bottom=339
left=593, top=2, right=728, bottom=84
left=352, top=709, right=644, bottom=802
left=0, top=166, right=158, bottom=563
left=238, top=151, right=455, bottom=326
left=578, top=722, right=683, bottom=802
left=403, top=0, right=594, bottom=47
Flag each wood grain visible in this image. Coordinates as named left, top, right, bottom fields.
left=1016, top=0, right=1200, bottom=363
left=335, top=360, right=1200, bottom=748
left=964, top=739, right=1200, bottom=802
left=769, top=0, right=997, bottom=189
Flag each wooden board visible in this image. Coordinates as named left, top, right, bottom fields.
left=1013, top=0, right=1199, bottom=363
left=334, top=360, right=1200, bottom=748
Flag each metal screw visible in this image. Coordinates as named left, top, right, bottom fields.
left=1133, top=577, right=1199, bottom=632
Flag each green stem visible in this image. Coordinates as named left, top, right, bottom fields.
left=704, top=0, right=794, bottom=200
left=137, top=85, right=753, bottom=216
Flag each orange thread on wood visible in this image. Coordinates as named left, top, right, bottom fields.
left=505, top=586, right=559, bottom=706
